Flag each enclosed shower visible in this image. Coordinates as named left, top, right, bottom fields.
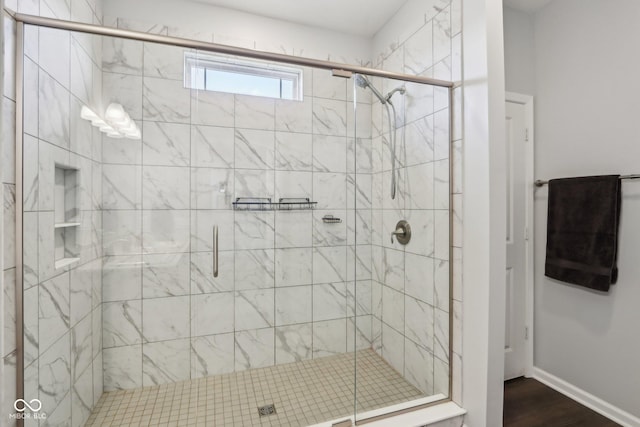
left=11, top=12, right=453, bottom=427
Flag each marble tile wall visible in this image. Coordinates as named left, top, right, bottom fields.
left=100, top=30, right=376, bottom=391
left=2, top=1, right=105, bottom=426
left=368, top=0, right=463, bottom=399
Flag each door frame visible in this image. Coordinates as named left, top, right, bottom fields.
left=506, top=92, right=534, bottom=378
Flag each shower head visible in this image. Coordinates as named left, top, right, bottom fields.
left=355, top=74, right=387, bottom=104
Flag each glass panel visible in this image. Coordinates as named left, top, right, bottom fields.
left=354, top=74, right=451, bottom=422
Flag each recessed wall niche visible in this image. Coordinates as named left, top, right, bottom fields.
left=54, top=164, right=80, bottom=269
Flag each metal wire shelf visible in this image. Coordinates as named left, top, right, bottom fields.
left=232, top=197, right=318, bottom=211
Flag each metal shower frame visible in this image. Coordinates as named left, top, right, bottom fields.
left=11, top=11, right=456, bottom=426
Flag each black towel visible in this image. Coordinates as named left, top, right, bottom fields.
left=545, top=175, right=621, bottom=291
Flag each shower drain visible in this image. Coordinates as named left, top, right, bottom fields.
left=258, top=403, right=276, bottom=417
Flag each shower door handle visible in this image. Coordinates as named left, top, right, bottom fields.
left=213, top=225, right=219, bottom=277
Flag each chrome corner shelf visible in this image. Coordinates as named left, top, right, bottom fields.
left=232, top=197, right=318, bottom=211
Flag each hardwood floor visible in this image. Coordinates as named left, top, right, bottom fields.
left=503, top=377, right=620, bottom=427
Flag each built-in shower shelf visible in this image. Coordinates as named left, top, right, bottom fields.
left=232, top=197, right=318, bottom=211
left=54, top=257, right=80, bottom=270
left=54, top=222, right=81, bottom=229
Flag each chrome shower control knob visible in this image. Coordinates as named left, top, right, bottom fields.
left=391, top=220, right=411, bottom=245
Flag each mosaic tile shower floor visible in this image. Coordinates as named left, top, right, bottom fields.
left=85, top=349, right=425, bottom=426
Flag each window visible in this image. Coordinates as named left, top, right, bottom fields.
left=184, top=52, right=303, bottom=101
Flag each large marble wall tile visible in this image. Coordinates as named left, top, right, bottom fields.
left=103, top=300, right=142, bottom=348
left=347, top=138, right=374, bottom=175
left=275, top=286, right=311, bottom=326
left=406, top=163, right=434, bottom=210
left=103, top=345, right=142, bottom=391
left=102, top=137, right=142, bottom=166
left=102, top=165, right=141, bottom=210
left=405, top=115, right=434, bottom=167
left=102, top=37, right=143, bottom=75
left=91, top=306, right=101, bottom=360
left=142, top=296, right=190, bottom=342
left=313, top=172, right=346, bottom=210
left=191, top=333, right=234, bottom=378
left=234, top=129, right=275, bottom=170
left=274, top=248, right=312, bottom=287
left=234, top=249, right=274, bottom=290
left=312, top=98, right=347, bottom=137
left=92, top=353, right=103, bottom=406
left=433, top=6, right=452, bottom=64
left=404, top=21, right=434, bottom=75
left=69, top=264, right=92, bottom=326
left=434, top=308, right=449, bottom=361
left=39, top=332, right=70, bottom=412
left=71, top=314, right=92, bottom=383
left=143, top=43, right=187, bottom=81
left=434, top=159, right=450, bottom=210
left=23, top=285, right=39, bottom=365
left=274, top=170, right=311, bottom=200
left=142, top=339, right=190, bottom=386
left=404, top=338, right=434, bottom=395
left=191, top=125, right=234, bottom=168
left=433, top=259, right=449, bottom=316
left=142, top=122, right=190, bottom=166
left=312, top=319, right=346, bottom=358
left=102, top=255, right=142, bottom=301
left=434, top=356, right=449, bottom=397
left=275, top=132, right=312, bottom=171
left=142, top=210, right=190, bottom=254
left=405, top=296, right=434, bottom=352
left=70, top=38, right=92, bottom=105
left=347, top=209, right=372, bottom=246
left=234, top=328, right=274, bottom=371
left=39, top=272, right=70, bottom=353
left=142, top=166, right=190, bottom=209
left=348, top=315, right=373, bottom=351
left=312, top=69, right=346, bottom=101
left=4, top=185, right=16, bottom=272
left=347, top=103, right=372, bottom=141
left=190, top=251, right=234, bottom=294
left=191, top=292, right=234, bottom=336
left=275, top=211, right=312, bottom=248
left=102, top=73, right=143, bottom=120
left=102, top=211, right=142, bottom=256
left=347, top=244, right=373, bottom=282
left=275, top=98, right=312, bottom=134
left=434, top=210, right=450, bottom=261
left=381, top=323, right=404, bottom=375
left=312, top=246, right=347, bottom=284
left=434, top=108, right=450, bottom=161
left=234, top=169, right=274, bottom=200
left=39, top=27, right=70, bottom=89
left=383, top=247, right=404, bottom=292
left=234, top=211, right=274, bottom=250
left=235, top=289, right=274, bottom=331
left=142, top=252, right=190, bottom=298
left=405, top=210, right=435, bottom=257
left=23, top=57, right=39, bottom=138
left=39, top=69, right=70, bottom=149
left=235, top=95, right=275, bottom=131
left=382, top=285, right=404, bottom=333
left=191, top=90, right=234, bottom=127
left=313, top=283, right=347, bottom=322
left=191, top=210, right=234, bottom=252
left=312, top=135, right=347, bottom=173
left=275, top=324, right=312, bottom=364
left=191, top=168, right=233, bottom=210
left=143, top=77, right=190, bottom=123
left=3, top=269, right=16, bottom=360
left=404, top=82, right=434, bottom=127
left=312, top=210, right=346, bottom=247
left=71, top=362, right=93, bottom=427
left=405, top=253, right=434, bottom=305
left=2, top=98, right=16, bottom=186
left=348, top=280, right=372, bottom=317
left=69, top=99, right=93, bottom=161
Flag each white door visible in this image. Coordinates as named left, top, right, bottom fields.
left=504, top=99, right=530, bottom=380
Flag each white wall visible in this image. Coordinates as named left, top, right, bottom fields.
left=532, top=0, right=640, bottom=419
left=502, top=6, right=535, bottom=94
left=103, top=0, right=371, bottom=66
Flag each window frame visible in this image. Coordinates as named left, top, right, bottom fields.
left=184, top=52, right=303, bottom=101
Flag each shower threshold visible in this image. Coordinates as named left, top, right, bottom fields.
left=85, top=349, right=425, bottom=426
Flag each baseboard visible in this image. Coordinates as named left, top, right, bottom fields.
left=532, top=367, right=640, bottom=427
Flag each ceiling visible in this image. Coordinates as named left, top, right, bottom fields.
left=192, top=0, right=409, bottom=37
left=503, top=0, right=553, bottom=13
